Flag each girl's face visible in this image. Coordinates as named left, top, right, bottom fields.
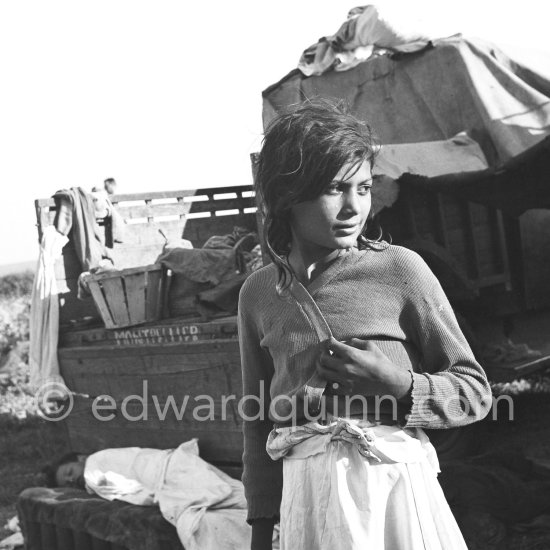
left=55, top=459, right=85, bottom=488
left=289, top=160, right=372, bottom=264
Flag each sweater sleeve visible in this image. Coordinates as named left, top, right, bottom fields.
left=400, top=253, right=492, bottom=429
left=238, top=277, right=283, bottom=523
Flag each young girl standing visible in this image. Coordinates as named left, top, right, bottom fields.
left=238, top=100, right=491, bottom=549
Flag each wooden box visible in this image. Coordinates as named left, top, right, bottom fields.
left=82, top=265, right=167, bottom=329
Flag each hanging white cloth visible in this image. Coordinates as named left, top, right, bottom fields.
left=29, top=225, right=68, bottom=392
left=268, top=417, right=468, bottom=550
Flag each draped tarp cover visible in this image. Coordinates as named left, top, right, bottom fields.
left=374, top=133, right=488, bottom=179
left=262, top=33, right=550, bottom=308
left=263, top=35, right=550, bottom=166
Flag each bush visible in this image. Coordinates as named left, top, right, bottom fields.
left=0, top=271, right=34, bottom=299
left=0, top=271, right=33, bottom=418
left=0, top=271, right=32, bottom=356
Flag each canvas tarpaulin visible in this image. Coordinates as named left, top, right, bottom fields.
left=263, top=35, right=550, bottom=166
left=262, top=33, right=550, bottom=309
left=374, top=133, right=488, bottom=178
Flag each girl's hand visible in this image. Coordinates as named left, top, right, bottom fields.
left=318, top=337, right=412, bottom=400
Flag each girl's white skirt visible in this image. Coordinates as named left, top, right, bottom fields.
left=267, top=418, right=467, bottom=550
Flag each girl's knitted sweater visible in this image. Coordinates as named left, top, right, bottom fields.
left=238, top=244, right=491, bottom=522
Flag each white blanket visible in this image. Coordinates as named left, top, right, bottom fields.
left=84, top=440, right=251, bottom=550
left=29, top=225, right=68, bottom=392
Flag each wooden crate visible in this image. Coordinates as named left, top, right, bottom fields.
left=34, top=186, right=258, bottom=327
left=82, top=265, right=166, bottom=329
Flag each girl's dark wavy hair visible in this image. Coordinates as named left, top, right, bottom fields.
left=255, top=98, right=385, bottom=292
left=42, top=451, right=82, bottom=487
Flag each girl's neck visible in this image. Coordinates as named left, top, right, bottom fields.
left=287, top=246, right=347, bottom=285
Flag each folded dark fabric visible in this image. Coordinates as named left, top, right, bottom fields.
left=157, top=247, right=237, bottom=286
left=157, top=229, right=259, bottom=319
left=53, top=187, right=113, bottom=272
left=17, top=487, right=182, bottom=550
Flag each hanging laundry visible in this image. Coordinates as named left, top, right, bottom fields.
left=29, top=226, right=68, bottom=393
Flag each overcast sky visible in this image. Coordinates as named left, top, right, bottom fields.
left=1, top=0, right=549, bottom=267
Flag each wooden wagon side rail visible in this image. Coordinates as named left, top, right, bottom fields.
left=34, top=185, right=258, bottom=328
left=35, top=185, right=256, bottom=242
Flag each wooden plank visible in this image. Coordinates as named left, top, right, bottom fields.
left=433, top=194, right=450, bottom=248
left=59, top=349, right=242, bottom=398
left=23, top=521, right=43, bottom=550
left=98, top=401, right=244, bottom=424
left=87, top=283, right=115, bottom=329
left=463, top=202, right=481, bottom=280
left=99, top=277, right=130, bottom=327
left=63, top=374, right=244, bottom=404
left=35, top=197, right=57, bottom=207
left=471, top=274, right=510, bottom=288
left=495, top=209, right=512, bottom=291
left=36, top=185, right=253, bottom=208
left=56, top=526, right=75, bottom=550
left=486, top=355, right=550, bottom=383
left=111, top=187, right=250, bottom=203
left=74, top=531, right=94, bottom=550
left=112, top=189, right=198, bottom=203
left=115, top=220, right=185, bottom=246
left=59, top=349, right=242, bottom=373
left=402, top=193, right=418, bottom=236
left=124, top=272, right=147, bottom=325
left=63, top=395, right=245, bottom=461
left=40, top=523, right=57, bottom=549
left=59, top=355, right=242, bottom=392
left=91, top=538, right=111, bottom=550
left=58, top=338, right=241, bottom=361
left=35, top=199, right=49, bottom=243
left=115, top=192, right=254, bottom=221
left=87, top=264, right=160, bottom=281
left=115, top=201, right=194, bottom=220
left=110, top=244, right=166, bottom=269
left=59, top=317, right=238, bottom=347
left=34, top=184, right=255, bottom=246
left=187, top=196, right=255, bottom=216
left=145, top=269, right=163, bottom=320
